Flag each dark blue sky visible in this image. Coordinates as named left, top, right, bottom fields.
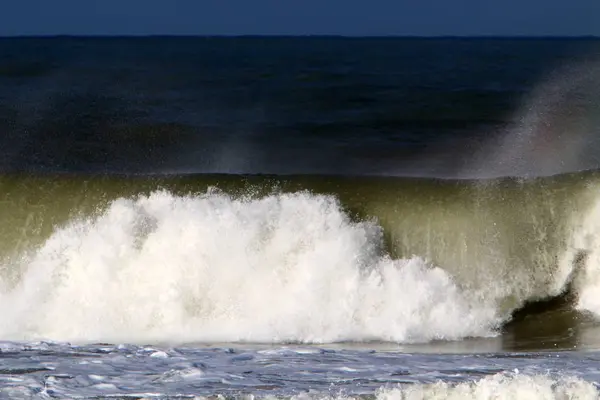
left=2, top=0, right=599, bottom=36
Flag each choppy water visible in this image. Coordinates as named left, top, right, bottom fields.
left=4, top=341, right=600, bottom=399
left=2, top=37, right=600, bottom=398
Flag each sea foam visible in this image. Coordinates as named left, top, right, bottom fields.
left=0, top=190, right=499, bottom=344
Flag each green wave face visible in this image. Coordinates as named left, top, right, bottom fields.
left=0, top=172, right=595, bottom=291
left=0, top=171, right=598, bottom=344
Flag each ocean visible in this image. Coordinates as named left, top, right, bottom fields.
left=1, top=36, right=600, bottom=398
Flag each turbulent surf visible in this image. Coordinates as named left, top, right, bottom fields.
left=0, top=171, right=599, bottom=345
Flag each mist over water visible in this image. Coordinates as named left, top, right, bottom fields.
left=470, top=59, right=600, bottom=178
left=397, top=57, right=600, bottom=179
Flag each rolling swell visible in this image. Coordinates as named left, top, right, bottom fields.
left=1, top=170, right=600, bottom=345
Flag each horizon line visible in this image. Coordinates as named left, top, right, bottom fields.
left=1, top=34, right=599, bottom=39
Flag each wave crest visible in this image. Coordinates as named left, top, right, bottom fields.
left=0, top=190, right=499, bottom=344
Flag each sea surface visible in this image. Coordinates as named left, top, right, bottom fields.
left=1, top=36, right=600, bottom=398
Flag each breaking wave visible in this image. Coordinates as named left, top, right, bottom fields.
left=1, top=171, right=600, bottom=344
left=0, top=190, right=498, bottom=343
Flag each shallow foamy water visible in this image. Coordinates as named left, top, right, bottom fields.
left=1, top=342, right=600, bottom=399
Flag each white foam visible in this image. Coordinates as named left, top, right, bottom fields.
left=0, top=190, right=499, bottom=344
left=564, top=190, right=600, bottom=315
left=278, top=374, right=600, bottom=400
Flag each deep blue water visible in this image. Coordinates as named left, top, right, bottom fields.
left=0, top=36, right=599, bottom=176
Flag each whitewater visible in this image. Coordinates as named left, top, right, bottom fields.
left=4, top=172, right=600, bottom=344
left=2, top=184, right=600, bottom=398
left=0, top=190, right=499, bottom=344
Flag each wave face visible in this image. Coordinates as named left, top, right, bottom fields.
left=2, top=171, right=600, bottom=344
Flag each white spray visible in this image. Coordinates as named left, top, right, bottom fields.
left=0, top=190, right=499, bottom=344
